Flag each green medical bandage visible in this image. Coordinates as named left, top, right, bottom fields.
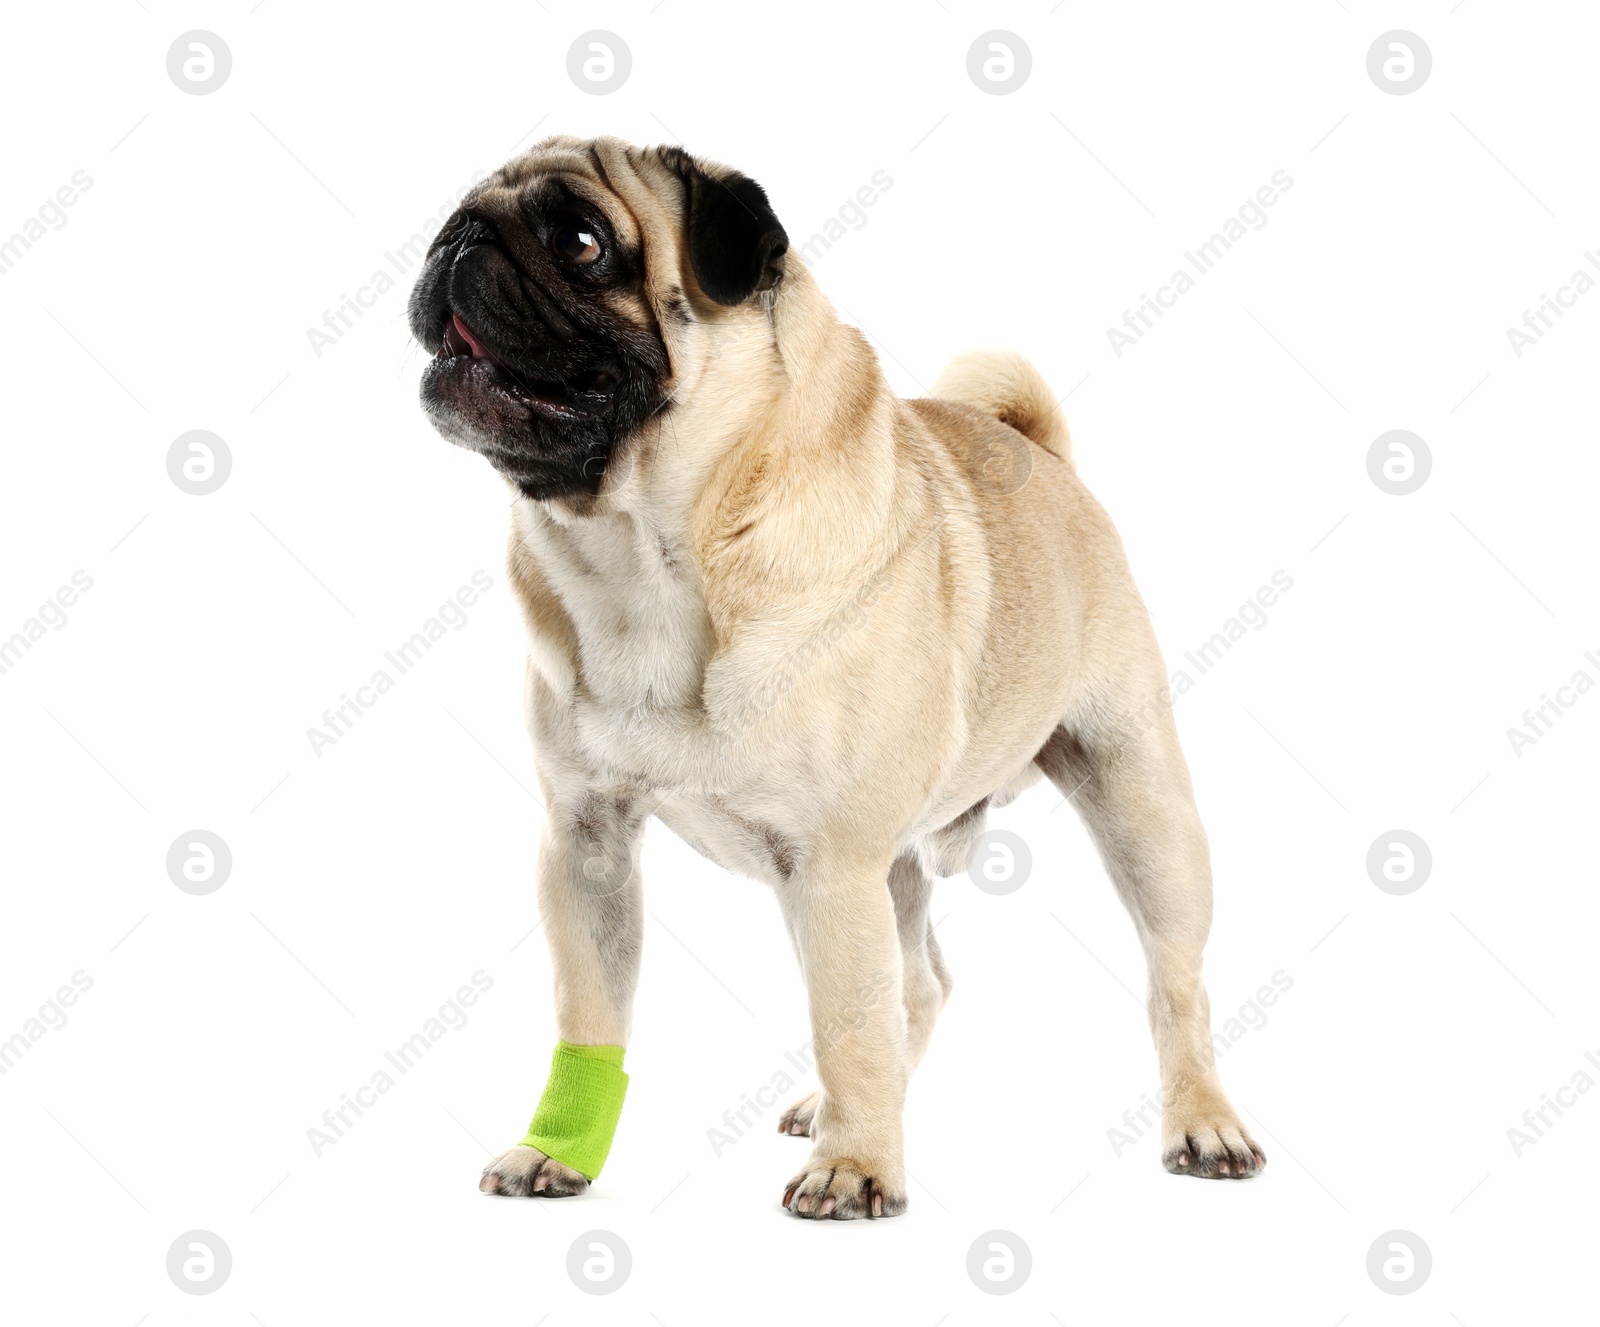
left=519, top=1040, right=629, bottom=1181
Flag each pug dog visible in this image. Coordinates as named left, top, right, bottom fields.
left=408, top=135, right=1264, bottom=1219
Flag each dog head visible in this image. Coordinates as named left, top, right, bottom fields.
left=408, top=136, right=789, bottom=502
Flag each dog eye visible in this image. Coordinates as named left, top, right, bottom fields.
left=552, top=223, right=602, bottom=264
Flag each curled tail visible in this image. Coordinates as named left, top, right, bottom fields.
left=931, top=349, right=1072, bottom=463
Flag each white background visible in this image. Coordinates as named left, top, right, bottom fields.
left=2, top=2, right=1596, bottom=1322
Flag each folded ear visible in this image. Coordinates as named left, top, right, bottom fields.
left=668, top=151, right=788, bottom=306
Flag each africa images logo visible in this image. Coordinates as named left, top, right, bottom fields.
left=0, top=172, right=94, bottom=277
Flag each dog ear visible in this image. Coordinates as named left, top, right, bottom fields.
left=670, top=152, right=788, bottom=306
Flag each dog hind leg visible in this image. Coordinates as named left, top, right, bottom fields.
left=1036, top=707, right=1265, bottom=1180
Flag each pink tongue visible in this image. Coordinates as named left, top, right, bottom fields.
left=452, top=312, right=495, bottom=360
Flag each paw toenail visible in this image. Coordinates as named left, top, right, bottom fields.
left=819, top=1197, right=836, bottom=1216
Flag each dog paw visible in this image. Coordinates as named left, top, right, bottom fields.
left=778, top=1089, right=822, bottom=1137
left=781, top=1157, right=906, bottom=1220
left=1161, top=1096, right=1265, bottom=1180
left=479, top=1144, right=589, bottom=1197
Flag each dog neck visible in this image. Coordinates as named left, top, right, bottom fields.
left=510, top=259, right=907, bottom=717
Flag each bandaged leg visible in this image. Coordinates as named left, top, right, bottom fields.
left=519, top=1040, right=629, bottom=1180
left=480, top=780, right=646, bottom=1198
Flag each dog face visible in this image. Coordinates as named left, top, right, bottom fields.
left=408, top=137, right=789, bottom=501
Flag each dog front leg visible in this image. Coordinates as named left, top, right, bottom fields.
left=480, top=788, right=645, bottom=1198
left=776, top=844, right=909, bottom=1219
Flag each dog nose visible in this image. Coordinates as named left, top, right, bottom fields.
left=441, top=211, right=499, bottom=256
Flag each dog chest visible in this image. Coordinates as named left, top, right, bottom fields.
left=519, top=499, right=711, bottom=714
